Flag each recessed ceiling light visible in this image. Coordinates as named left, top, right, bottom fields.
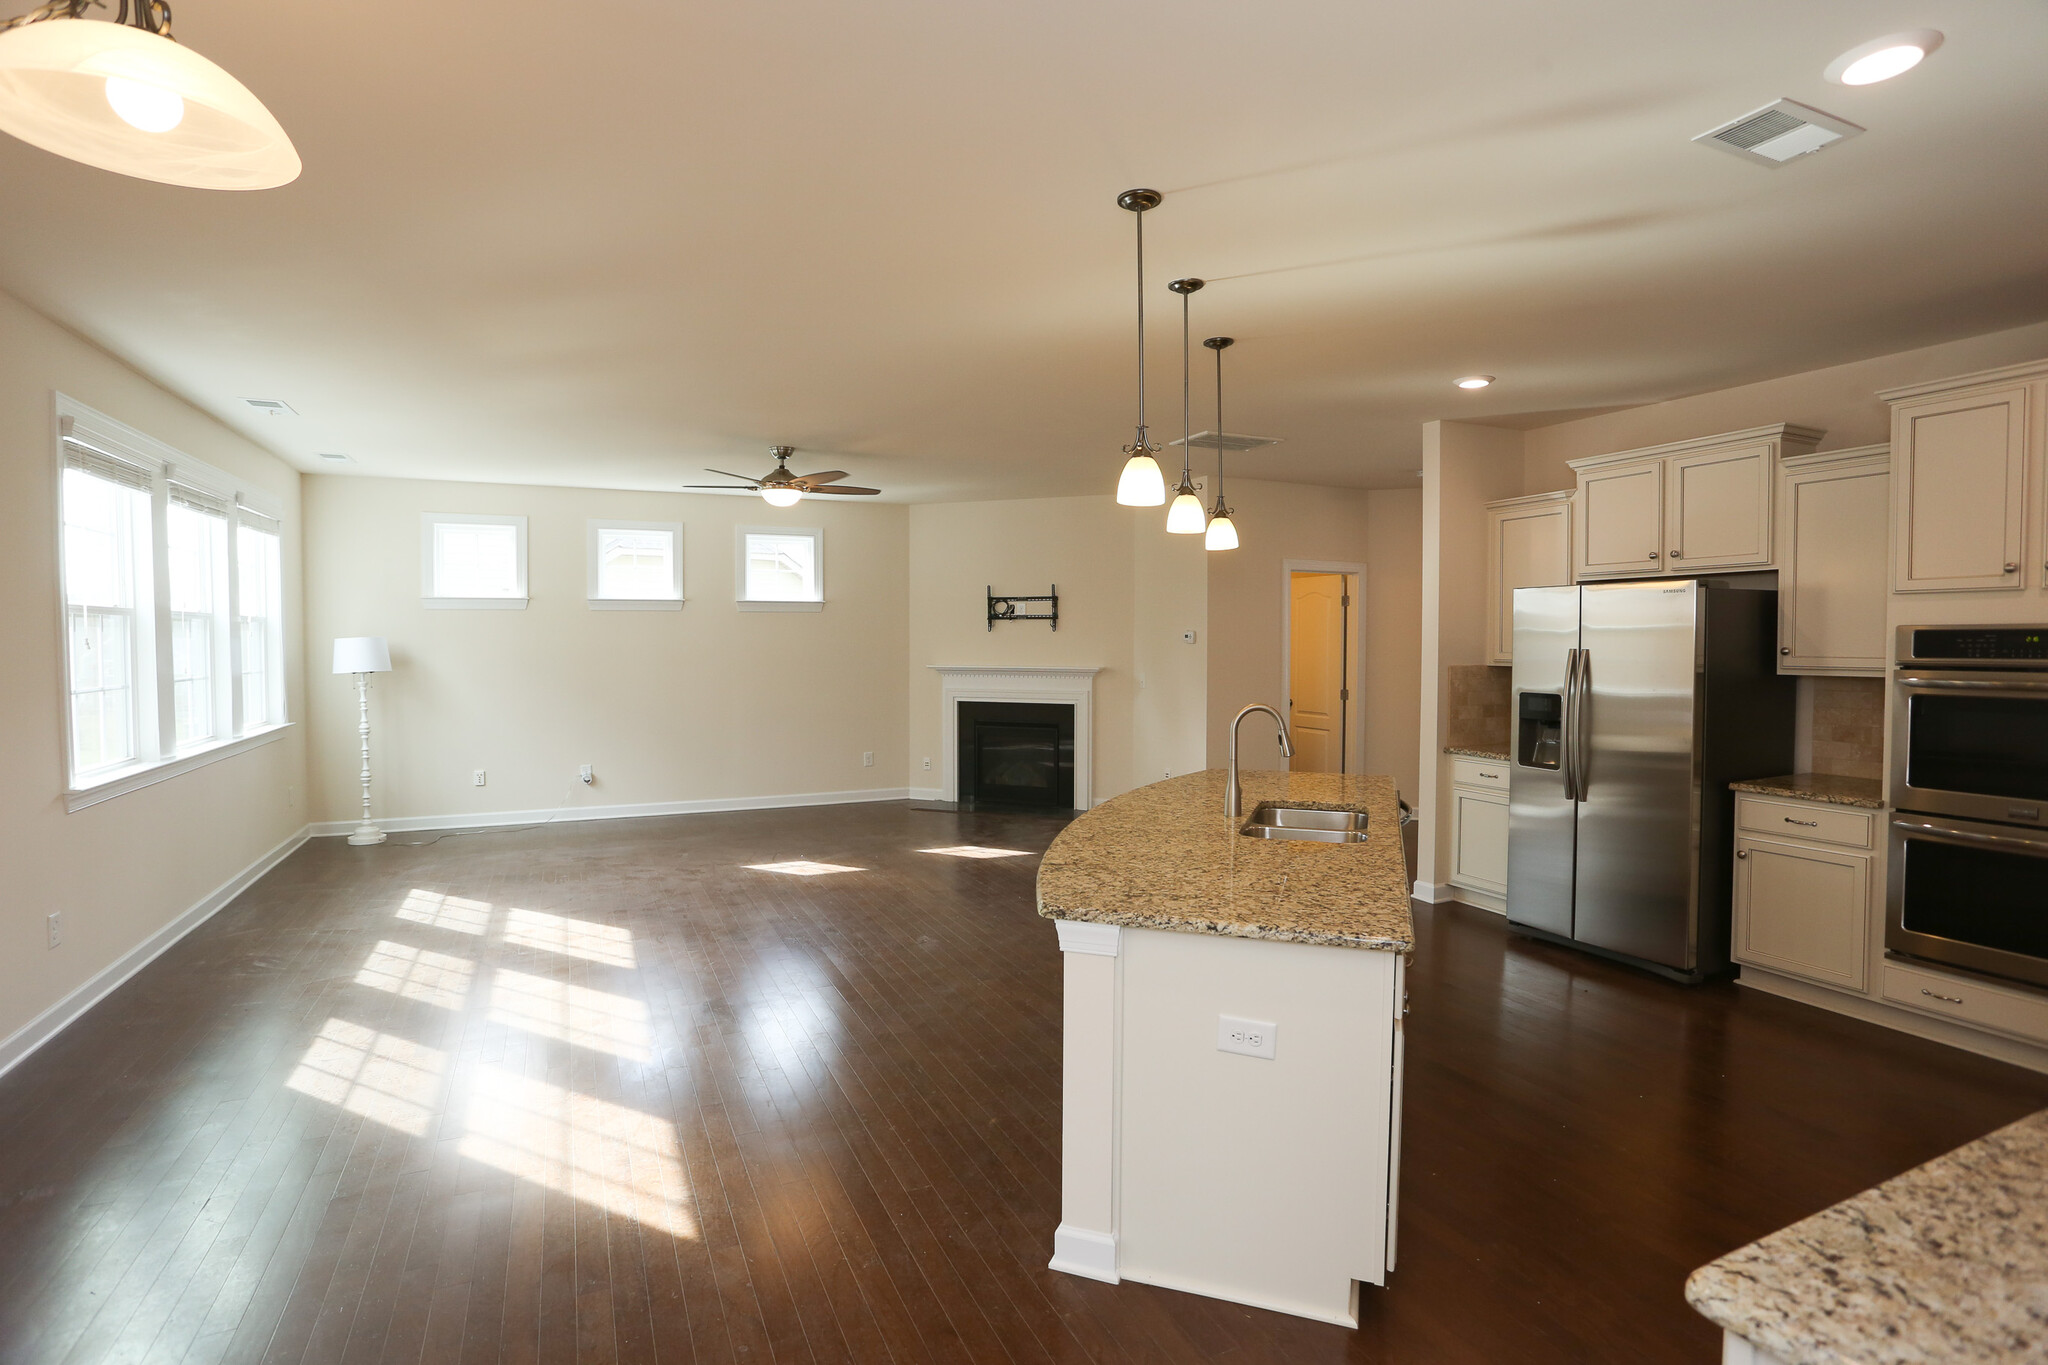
left=1455, top=375, right=1494, bottom=390
left=1826, top=30, right=1942, bottom=86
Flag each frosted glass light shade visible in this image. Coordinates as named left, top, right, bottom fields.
left=1116, top=452, right=1166, bottom=506
left=0, top=17, right=299, bottom=189
left=760, top=486, right=804, bottom=508
left=1165, top=489, right=1207, bottom=534
left=332, top=636, right=392, bottom=674
left=1204, top=511, right=1238, bottom=551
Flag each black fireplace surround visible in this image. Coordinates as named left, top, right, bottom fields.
left=955, top=700, right=1075, bottom=810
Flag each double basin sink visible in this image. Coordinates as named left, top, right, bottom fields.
left=1239, top=802, right=1369, bottom=844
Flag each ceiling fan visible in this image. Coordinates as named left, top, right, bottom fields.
left=687, top=446, right=880, bottom=507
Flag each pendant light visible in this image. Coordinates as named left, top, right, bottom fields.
left=1202, top=336, right=1239, bottom=551
left=1114, top=188, right=1167, bottom=506
left=0, top=0, right=299, bottom=190
left=1163, top=276, right=1207, bottom=533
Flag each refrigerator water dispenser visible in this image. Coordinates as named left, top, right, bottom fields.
left=1518, top=691, right=1563, bottom=769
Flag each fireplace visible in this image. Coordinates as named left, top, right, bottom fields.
left=931, top=665, right=1100, bottom=809
left=957, top=700, right=1074, bottom=809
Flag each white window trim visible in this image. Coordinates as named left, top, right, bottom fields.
left=421, top=512, right=529, bottom=609
left=54, top=393, right=292, bottom=805
left=586, top=518, right=684, bottom=610
left=736, top=525, right=825, bottom=612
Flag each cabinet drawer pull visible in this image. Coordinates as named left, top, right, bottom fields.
left=1736, top=850, right=1747, bottom=859
left=1784, top=817, right=1819, bottom=827
left=1921, top=988, right=1965, bottom=1005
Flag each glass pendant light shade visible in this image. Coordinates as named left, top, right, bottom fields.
left=760, top=485, right=804, bottom=508
left=1165, top=482, right=1206, bottom=534
left=1117, top=451, right=1166, bottom=506
left=1204, top=509, right=1238, bottom=551
left=0, top=18, right=299, bottom=189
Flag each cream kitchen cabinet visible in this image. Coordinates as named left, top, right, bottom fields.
left=1448, top=756, right=1508, bottom=905
left=1731, top=794, right=1873, bottom=994
left=1570, top=425, right=1822, bottom=581
left=1776, top=446, right=1889, bottom=675
left=1483, top=491, right=1573, bottom=664
left=1881, top=364, right=2045, bottom=594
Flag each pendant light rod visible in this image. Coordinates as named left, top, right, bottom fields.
left=1164, top=277, right=1207, bottom=534
left=1205, top=335, right=1234, bottom=498
left=1120, top=189, right=1162, bottom=447
left=1115, top=189, right=1167, bottom=506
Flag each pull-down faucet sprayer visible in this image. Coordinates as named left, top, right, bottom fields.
left=1226, top=704, right=1294, bottom=817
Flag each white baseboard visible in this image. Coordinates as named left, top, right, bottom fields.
left=307, top=786, right=915, bottom=837
left=1737, top=965, right=2048, bottom=1075
left=1411, top=879, right=1458, bottom=904
left=1048, top=1225, right=1119, bottom=1283
left=0, top=822, right=311, bottom=1080
left=1116, top=1263, right=1358, bottom=1327
left=908, top=786, right=944, bottom=802
left=1448, top=884, right=1507, bottom=915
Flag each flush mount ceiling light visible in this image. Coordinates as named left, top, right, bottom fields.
left=1826, top=30, right=1942, bottom=86
left=1455, top=375, right=1494, bottom=390
left=0, top=0, right=299, bottom=189
left=685, top=446, right=880, bottom=507
left=1164, top=277, right=1207, bottom=534
left=1114, top=189, right=1168, bottom=507
left=1202, top=336, right=1238, bottom=552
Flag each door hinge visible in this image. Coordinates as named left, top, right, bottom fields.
left=1342, top=595, right=1351, bottom=607
left=1340, top=688, right=1350, bottom=701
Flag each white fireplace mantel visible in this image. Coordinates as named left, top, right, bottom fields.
left=931, top=665, right=1102, bottom=809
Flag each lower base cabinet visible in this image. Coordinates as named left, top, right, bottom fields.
left=1731, top=795, right=1873, bottom=993
left=1448, top=757, right=1509, bottom=904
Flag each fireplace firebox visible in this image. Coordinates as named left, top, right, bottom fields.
left=956, top=700, right=1075, bottom=810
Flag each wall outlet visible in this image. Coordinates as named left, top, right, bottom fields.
left=922, top=757, right=932, bottom=770
left=578, top=764, right=594, bottom=785
left=1181, top=629, right=1197, bottom=644
left=47, top=912, right=61, bottom=950
left=1217, top=1015, right=1277, bottom=1060
left=862, top=751, right=874, bottom=768
left=473, top=769, right=486, bottom=787
left=286, top=784, right=297, bottom=810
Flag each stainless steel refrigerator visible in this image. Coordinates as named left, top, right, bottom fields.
left=1507, top=580, right=1794, bottom=981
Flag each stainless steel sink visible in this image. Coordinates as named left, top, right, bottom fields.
left=1239, top=803, right=1368, bottom=843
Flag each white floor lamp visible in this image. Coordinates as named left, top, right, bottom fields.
left=332, top=636, right=393, bottom=846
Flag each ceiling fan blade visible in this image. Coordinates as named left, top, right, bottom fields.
left=793, top=470, right=847, bottom=485
left=806, top=485, right=881, bottom=495
left=682, top=484, right=760, bottom=491
left=702, top=468, right=763, bottom=484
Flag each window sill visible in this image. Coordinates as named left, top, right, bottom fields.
left=589, top=597, right=684, bottom=611
left=423, top=596, right=528, bottom=610
left=737, top=599, right=825, bottom=612
left=67, top=723, right=295, bottom=812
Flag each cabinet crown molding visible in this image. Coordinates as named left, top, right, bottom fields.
left=1484, top=488, right=1575, bottom=510
left=1878, top=358, right=2048, bottom=405
left=1780, top=443, right=1889, bottom=471
left=1567, top=423, right=1825, bottom=472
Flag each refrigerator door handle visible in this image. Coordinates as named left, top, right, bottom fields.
left=1572, top=649, right=1593, bottom=799
left=1562, top=647, right=1583, bottom=801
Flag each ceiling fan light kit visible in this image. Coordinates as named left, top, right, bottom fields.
left=0, top=1, right=299, bottom=189
left=1114, top=188, right=1168, bottom=507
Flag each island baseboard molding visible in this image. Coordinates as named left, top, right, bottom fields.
left=1048, top=1225, right=1119, bottom=1283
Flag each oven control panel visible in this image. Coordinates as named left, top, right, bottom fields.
left=1901, top=626, right=2048, bottom=665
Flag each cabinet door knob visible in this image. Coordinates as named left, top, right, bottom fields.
left=2006, top=563, right=2019, bottom=574
left=1736, top=850, right=1747, bottom=859
left=1780, top=646, right=1792, bottom=655
left=1648, top=551, right=1659, bottom=559
left=1669, top=551, right=1683, bottom=560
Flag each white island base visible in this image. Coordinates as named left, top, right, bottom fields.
left=1051, top=919, right=1406, bottom=1326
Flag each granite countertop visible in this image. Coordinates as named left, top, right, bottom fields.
left=1036, top=770, right=1412, bottom=952
left=1729, top=773, right=1885, bottom=809
left=1445, top=745, right=1511, bottom=762
left=1685, top=1109, right=2048, bottom=1365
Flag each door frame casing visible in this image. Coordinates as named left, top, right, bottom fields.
left=1279, top=559, right=1367, bottom=775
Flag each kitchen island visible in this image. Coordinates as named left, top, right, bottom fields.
left=1037, top=769, right=1412, bottom=1326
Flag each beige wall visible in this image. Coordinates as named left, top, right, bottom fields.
left=303, top=476, right=908, bottom=823
left=0, top=290, right=307, bottom=1059
left=1205, top=479, right=1423, bottom=803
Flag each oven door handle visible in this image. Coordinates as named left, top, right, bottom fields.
left=1893, top=819, right=2048, bottom=853
left=1896, top=674, right=2048, bottom=692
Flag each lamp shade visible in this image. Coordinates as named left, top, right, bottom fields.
left=332, top=636, right=392, bottom=674
left=0, top=17, right=300, bottom=190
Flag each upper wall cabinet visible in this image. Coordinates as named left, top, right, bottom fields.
left=1777, top=446, right=1889, bottom=675
left=1484, top=491, right=1573, bottom=665
left=1570, top=425, right=1823, bottom=581
left=1881, top=365, right=2044, bottom=594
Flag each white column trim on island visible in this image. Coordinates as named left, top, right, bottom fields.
left=1051, top=919, right=1122, bottom=1283
left=930, top=665, right=1101, bottom=809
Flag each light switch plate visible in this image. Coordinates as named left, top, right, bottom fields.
left=1217, top=1014, right=1277, bottom=1060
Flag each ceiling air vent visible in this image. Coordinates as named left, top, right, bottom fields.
left=240, top=397, right=298, bottom=416
left=316, top=452, right=353, bottom=463
left=1170, top=430, right=1281, bottom=452
left=1694, top=98, right=1862, bottom=166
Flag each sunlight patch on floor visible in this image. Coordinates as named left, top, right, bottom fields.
left=745, top=861, right=865, bottom=876
left=459, top=1065, right=696, bottom=1238
left=489, top=968, right=651, bottom=1061
left=286, top=1018, right=445, bottom=1136
left=919, top=845, right=1034, bottom=859
left=355, top=940, right=474, bottom=1010
left=397, top=889, right=492, bottom=934
left=503, top=907, right=636, bottom=967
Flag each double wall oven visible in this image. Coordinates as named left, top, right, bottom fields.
left=1889, top=626, right=2048, bottom=990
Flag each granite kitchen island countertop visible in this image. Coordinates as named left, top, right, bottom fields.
left=1036, top=770, right=1412, bottom=952
left=1728, top=773, right=1885, bottom=809
left=1685, top=1108, right=2048, bottom=1365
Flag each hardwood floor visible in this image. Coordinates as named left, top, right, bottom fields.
left=0, top=800, right=2042, bottom=1364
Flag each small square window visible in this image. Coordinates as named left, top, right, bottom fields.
left=737, top=527, right=823, bottom=611
left=587, top=520, right=683, bottom=609
left=422, top=513, right=527, bottom=608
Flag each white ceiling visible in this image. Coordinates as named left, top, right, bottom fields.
left=3, top=0, right=2046, bottom=501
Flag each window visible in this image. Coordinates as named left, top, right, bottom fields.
left=56, top=395, right=292, bottom=808
left=422, top=513, right=528, bottom=608
left=587, top=520, right=682, bottom=609
left=737, top=527, right=823, bottom=610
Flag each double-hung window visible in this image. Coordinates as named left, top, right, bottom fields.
left=56, top=396, right=292, bottom=809
left=736, top=526, right=824, bottom=610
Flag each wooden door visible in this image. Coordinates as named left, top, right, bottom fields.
left=1575, top=460, right=1663, bottom=578
left=1667, top=441, right=1773, bottom=570
left=1485, top=497, right=1572, bottom=664
left=1779, top=458, right=1889, bottom=673
left=1893, top=386, right=2029, bottom=592
left=1732, top=835, right=1869, bottom=992
left=1288, top=572, right=1348, bottom=773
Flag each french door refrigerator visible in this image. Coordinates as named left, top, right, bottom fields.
left=1507, top=580, right=1793, bottom=981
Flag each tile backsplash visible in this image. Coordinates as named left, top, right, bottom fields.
left=1810, top=676, right=1884, bottom=781
left=1446, top=664, right=1512, bottom=755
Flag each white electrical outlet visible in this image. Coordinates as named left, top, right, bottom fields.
left=862, top=751, right=874, bottom=768
left=473, top=769, right=486, bottom=787
left=1217, top=1014, right=1277, bottom=1060
left=922, top=757, right=932, bottom=770
left=578, top=764, right=593, bottom=785
left=1181, top=629, right=1197, bottom=644
left=47, top=912, right=62, bottom=949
